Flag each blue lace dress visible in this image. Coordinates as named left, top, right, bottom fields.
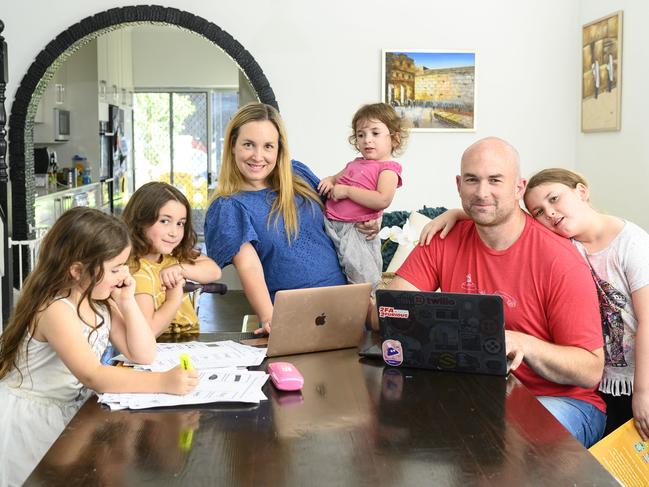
left=204, top=160, right=346, bottom=300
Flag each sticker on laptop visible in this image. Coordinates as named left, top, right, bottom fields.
left=382, top=339, right=403, bottom=366
left=378, top=306, right=409, bottom=319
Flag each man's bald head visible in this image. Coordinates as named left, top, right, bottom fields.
left=461, top=137, right=521, bottom=180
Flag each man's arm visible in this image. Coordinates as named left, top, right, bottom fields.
left=368, top=242, right=442, bottom=329
left=367, top=276, right=419, bottom=331
left=506, top=330, right=604, bottom=389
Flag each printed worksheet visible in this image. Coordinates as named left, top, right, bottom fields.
left=98, top=370, right=269, bottom=410
left=100, top=341, right=269, bottom=409
left=114, top=341, right=267, bottom=371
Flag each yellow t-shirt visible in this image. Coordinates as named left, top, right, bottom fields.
left=130, top=255, right=198, bottom=335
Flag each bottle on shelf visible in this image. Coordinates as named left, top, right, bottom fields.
left=48, top=151, right=58, bottom=191
left=72, top=154, right=88, bottom=186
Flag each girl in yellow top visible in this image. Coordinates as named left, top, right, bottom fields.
left=123, top=182, right=222, bottom=336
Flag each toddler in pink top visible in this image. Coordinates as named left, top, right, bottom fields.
left=318, top=103, right=408, bottom=288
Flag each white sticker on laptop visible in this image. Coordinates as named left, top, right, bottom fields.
left=378, top=306, right=409, bottom=319
left=382, top=339, right=403, bottom=366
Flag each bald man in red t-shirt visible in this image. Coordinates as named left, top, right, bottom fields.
left=373, top=137, right=605, bottom=447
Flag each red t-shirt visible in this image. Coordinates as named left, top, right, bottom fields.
left=397, top=213, right=605, bottom=412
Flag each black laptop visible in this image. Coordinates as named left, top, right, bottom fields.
left=373, top=290, right=508, bottom=376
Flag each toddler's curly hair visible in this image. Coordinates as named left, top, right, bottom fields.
left=348, top=103, right=409, bottom=157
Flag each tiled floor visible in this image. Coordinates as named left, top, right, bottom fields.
left=197, top=290, right=254, bottom=332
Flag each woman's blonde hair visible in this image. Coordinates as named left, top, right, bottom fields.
left=348, top=103, right=409, bottom=157
left=0, top=208, right=130, bottom=381
left=526, top=168, right=589, bottom=193
left=208, top=103, right=322, bottom=241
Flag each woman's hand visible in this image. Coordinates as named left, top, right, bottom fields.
left=317, top=176, right=336, bottom=197
left=355, top=218, right=380, bottom=240
left=254, top=321, right=271, bottom=336
left=163, top=365, right=199, bottom=395
left=633, top=390, right=649, bottom=441
left=160, top=264, right=186, bottom=290
left=419, top=209, right=465, bottom=245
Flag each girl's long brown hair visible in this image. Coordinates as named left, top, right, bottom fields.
left=122, top=182, right=200, bottom=272
left=0, top=207, right=131, bottom=381
left=208, top=103, right=322, bottom=241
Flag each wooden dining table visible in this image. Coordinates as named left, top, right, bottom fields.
left=23, top=291, right=617, bottom=486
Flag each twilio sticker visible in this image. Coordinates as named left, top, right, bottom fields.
left=382, top=339, right=403, bottom=366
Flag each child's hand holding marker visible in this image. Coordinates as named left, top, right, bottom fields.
left=162, top=353, right=198, bottom=395
left=180, top=353, right=194, bottom=371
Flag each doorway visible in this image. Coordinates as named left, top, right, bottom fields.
left=133, top=90, right=238, bottom=236
left=5, top=4, right=278, bottom=321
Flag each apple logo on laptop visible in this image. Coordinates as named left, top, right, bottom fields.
left=315, top=313, right=327, bottom=326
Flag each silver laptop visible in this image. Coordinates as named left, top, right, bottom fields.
left=266, top=283, right=372, bottom=357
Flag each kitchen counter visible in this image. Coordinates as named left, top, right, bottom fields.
left=35, top=181, right=100, bottom=199
left=35, top=182, right=109, bottom=232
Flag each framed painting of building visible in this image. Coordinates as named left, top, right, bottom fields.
left=382, top=50, right=476, bottom=132
left=581, top=11, right=623, bottom=132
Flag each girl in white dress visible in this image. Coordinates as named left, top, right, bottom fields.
left=0, top=207, right=198, bottom=486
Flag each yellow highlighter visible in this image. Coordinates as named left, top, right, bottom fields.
left=178, top=428, right=194, bottom=452
left=179, top=352, right=194, bottom=371
left=178, top=353, right=195, bottom=452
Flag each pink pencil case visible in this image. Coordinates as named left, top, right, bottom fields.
left=267, top=362, right=304, bottom=391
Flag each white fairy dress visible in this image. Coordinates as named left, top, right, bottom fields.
left=0, top=298, right=111, bottom=487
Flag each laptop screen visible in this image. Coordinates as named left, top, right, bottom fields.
left=376, top=290, right=507, bottom=376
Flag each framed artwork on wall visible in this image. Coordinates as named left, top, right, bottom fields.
left=382, top=49, right=476, bottom=132
left=581, top=11, right=623, bottom=132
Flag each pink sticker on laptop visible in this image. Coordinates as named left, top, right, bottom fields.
left=382, top=339, right=403, bottom=366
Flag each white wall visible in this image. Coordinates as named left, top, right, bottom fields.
left=131, top=25, right=239, bottom=89
left=4, top=0, right=581, bottom=214
left=577, top=0, right=649, bottom=231
left=54, top=39, right=100, bottom=175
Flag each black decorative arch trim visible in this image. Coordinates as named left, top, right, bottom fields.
left=8, top=5, right=278, bottom=240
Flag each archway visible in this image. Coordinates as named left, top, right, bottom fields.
left=8, top=5, right=277, bottom=242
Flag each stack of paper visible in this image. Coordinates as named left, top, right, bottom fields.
left=115, top=340, right=267, bottom=371
left=98, top=341, right=269, bottom=410
left=98, top=369, right=269, bottom=410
